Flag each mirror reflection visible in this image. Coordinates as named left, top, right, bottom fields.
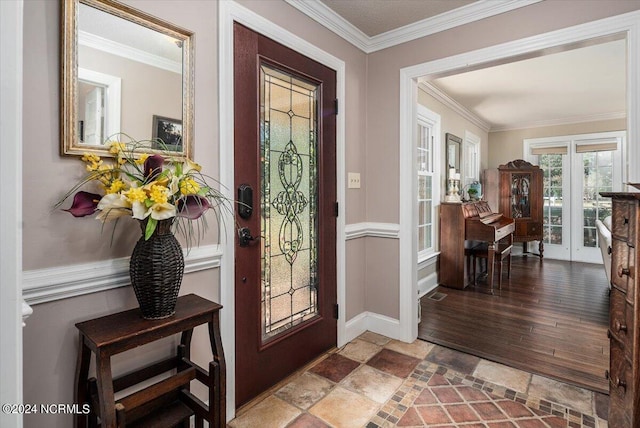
left=61, top=0, right=194, bottom=158
left=446, top=133, right=462, bottom=179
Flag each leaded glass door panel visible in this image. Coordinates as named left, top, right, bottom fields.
left=234, top=23, right=337, bottom=407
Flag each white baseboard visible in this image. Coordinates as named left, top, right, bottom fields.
left=418, top=271, right=439, bottom=298
left=344, top=311, right=403, bottom=343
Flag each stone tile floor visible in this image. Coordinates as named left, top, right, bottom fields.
left=228, top=332, right=608, bottom=427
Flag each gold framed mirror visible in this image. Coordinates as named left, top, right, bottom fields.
left=61, top=0, right=194, bottom=158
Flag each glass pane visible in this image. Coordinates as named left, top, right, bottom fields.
left=418, top=176, right=426, bottom=199
left=550, top=205, right=562, bottom=226
left=580, top=150, right=615, bottom=249
left=539, top=154, right=563, bottom=245
left=584, top=227, right=597, bottom=247
left=583, top=207, right=596, bottom=227
left=597, top=150, right=612, bottom=166
left=550, top=226, right=563, bottom=245
left=418, top=225, right=426, bottom=252
left=260, top=63, right=319, bottom=342
left=510, top=173, right=531, bottom=218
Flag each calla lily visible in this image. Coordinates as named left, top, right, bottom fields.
left=177, top=195, right=210, bottom=220
left=64, top=191, right=101, bottom=217
left=144, top=154, right=164, bottom=181
left=131, top=201, right=150, bottom=220
left=148, top=202, right=177, bottom=220
left=96, top=193, right=132, bottom=222
left=182, top=158, right=202, bottom=175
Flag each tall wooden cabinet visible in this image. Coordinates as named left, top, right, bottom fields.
left=483, top=159, right=544, bottom=258
left=600, top=192, right=640, bottom=427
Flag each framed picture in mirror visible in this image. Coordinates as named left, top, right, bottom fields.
left=152, top=115, right=183, bottom=152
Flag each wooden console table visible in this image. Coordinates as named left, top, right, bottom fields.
left=74, top=293, right=225, bottom=428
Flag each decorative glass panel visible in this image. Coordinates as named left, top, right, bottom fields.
left=510, top=173, right=531, bottom=218
left=260, top=63, right=319, bottom=342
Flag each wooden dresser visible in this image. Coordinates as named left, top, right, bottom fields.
left=600, top=192, right=640, bottom=427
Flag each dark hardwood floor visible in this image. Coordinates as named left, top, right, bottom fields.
left=419, top=256, right=610, bottom=393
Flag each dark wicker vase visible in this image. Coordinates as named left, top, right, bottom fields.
left=129, top=219, right=184, bottom=319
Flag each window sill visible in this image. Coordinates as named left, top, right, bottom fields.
left=418, top=251, right=439, bottom=270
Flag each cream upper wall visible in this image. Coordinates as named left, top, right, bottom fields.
left=487, top=118, right=627, bottom=168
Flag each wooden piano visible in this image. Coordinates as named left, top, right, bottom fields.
left=439, top=201, right=515, bottom=289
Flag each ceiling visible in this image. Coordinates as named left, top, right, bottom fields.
left=312, top=0, right=627, bottom=132
left=319, top=0, right=476, bottom=37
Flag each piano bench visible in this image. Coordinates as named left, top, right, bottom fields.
left=469, top=239, right=513, bottom=290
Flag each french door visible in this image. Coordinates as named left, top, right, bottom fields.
left=526, top=132, right=624, bottom=262
left=233, top=23, right=337, bottom=407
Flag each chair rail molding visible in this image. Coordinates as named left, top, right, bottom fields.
left=22, top=245, right=223, bottom=306
left=345, top=222, right=401, bottom=240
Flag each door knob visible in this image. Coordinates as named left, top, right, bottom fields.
left=238, top=227, right=257, bottom=247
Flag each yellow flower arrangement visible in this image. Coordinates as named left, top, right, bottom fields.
left=57, top=137, right=228, bottom=244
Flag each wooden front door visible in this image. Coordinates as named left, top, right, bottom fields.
left=233, top=23, right=337, bottom=407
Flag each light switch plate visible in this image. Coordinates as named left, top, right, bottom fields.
left=348, top=172, right=361, bottom=189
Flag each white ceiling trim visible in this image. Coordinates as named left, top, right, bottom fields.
left=283, top=0, right=370, bottom=51
left=418, top=82, right=490, bottom=132
left=490, top=111, right=627, bottom=132
left=285, top=0, right=542, bottom=53
left=79, top=30, right=182, bottom=74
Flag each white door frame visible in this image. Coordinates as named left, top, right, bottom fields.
left=524, top=131, right=625, bottom=262
left=1, top=1, right=25, bottom=427
left=570, top=133, right=625, bottom=263
left=400, top=11, right=640, bottom=342
left=218, top=1, right=346, bottom=419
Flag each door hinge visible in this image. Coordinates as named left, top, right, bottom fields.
left=334, top=99, right=339, bottom=115
left=335, top=201, right=339, bottom=217
left=334, top=303, right=339, bottom=319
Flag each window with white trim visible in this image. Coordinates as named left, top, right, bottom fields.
left=417, top=105, right=440, bottom=260
left=463, top=131, right=481, bottom=186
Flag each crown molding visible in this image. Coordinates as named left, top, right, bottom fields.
left=418, top=81, right=490, bottom=132
left=79, top=30, right=182, bottom=74
left=490, top=111, right=627, bottom=132
left=284, top=0, right=542, bottom=53
left=282, top=0, right=370, bottom=51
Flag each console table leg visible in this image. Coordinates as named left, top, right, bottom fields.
left=208, top=314, right=226, bottom=427
left=95, top=353, right=116, bottom=428
left=74, top=333, right=91, bottom=428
